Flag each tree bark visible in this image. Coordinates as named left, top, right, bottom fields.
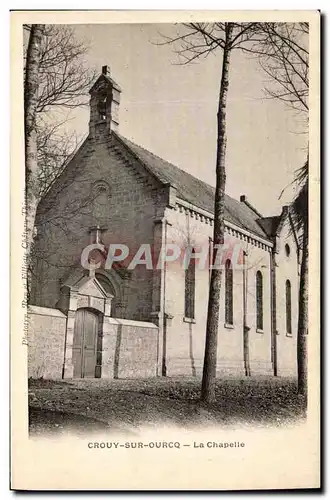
left=297, top=219, right=308, bottom=396
left=243, top=250, right=251, bottom=377
left=201, top=23, right=234, bottom=403
left=24, top=24, right=44, bottom=256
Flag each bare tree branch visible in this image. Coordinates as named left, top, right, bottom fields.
left=244, top=22, right=309, bottom=115
left=157, top=22, right=308, bottom=117
left=24, top=25, right=97, bottom=201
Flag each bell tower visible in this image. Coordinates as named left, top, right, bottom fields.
left=89, top=65, right=121, bottom=138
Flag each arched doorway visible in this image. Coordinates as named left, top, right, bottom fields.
left=72, top=308, right=101, bottom=378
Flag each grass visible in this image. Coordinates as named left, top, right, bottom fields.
left=28, top=376, right=307, bottom=436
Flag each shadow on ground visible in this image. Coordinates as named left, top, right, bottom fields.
left=28, top=376, right=307, bottom=436
left=29, top=407, right=110, bottom=436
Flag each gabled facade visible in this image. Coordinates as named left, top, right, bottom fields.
left=29, top=66, right=300, bottom=379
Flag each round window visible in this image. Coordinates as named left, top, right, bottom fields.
left=285, top=244, right=290, bottom=257
left=91, top=180, right=110, bottom=205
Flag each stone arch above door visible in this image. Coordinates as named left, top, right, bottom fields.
left=59, top=266, right=126, bottom=318
left=94, top=269, right=123, bottom=317
left=57, top=274, right=113, bottom=316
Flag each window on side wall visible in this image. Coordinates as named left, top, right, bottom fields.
left=286, top=279, right=292, bottom=335
left=184, top=247, right=195, bottom=320
left=256, top=270, right=263, bottom=331
left=225, top=259, right=233, bottom=326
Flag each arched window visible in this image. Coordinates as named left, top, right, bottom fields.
left=184, top=248, right=195, bottom=319
left=286, top=280, right=292, bottom=334
left=225, top=259, right=233, bottom=325
left=97, top=96, right=108, bottom=121
left=256, top=271, right=263, bottom=331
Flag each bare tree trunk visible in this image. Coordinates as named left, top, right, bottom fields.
left=201, top=23, right=234, bottom=403
left=24, top=24, right=43, bottom=255
left=297, top=219, right=308, bottom=396
left=243, top=250, right=251, bottom=376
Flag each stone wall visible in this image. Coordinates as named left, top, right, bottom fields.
left=100, top=318, right=159, bottom=378
left=163, top=203, right=274, bottom=377
left=31, top=134, right=160, bottom=322
left=162, top=203, right=300, bottom=378
left=28, top=306, right=67, bottom=379
left=274, top=222, right=300, bottom=376
left=28, top=305, right=159, bottom=380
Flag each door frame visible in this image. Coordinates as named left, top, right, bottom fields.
left=60, top=275, right=114, bottom=379
left=72, top=307, right=104, bottom=378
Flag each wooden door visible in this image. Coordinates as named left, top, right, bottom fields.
left=72, top=309, right=98, bottom=378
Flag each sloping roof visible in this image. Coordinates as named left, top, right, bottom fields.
left=89, top=73, right=122, bottom=94
left=116, top=133, right=270, bottom=240
left=257, top=216, right=281, bottom=238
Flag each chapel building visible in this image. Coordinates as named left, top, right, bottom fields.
left=28, top=66, right=300, bottom=380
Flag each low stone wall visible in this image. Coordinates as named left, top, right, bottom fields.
left=28, top=306, right=159, bottom=379
left=28, top=306, right=67, bottom=379
left=100, top=318, right=159, bottom=379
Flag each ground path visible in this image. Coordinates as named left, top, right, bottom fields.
left=28, top=376, right=306, bottom=436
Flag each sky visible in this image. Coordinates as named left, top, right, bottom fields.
left=62, top=23, right=307, bottom=217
